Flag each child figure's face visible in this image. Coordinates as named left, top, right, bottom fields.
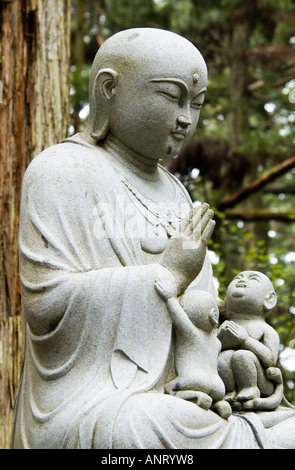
left=225, top=271, right=276, bottom=316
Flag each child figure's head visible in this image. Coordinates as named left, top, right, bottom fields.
left=225, top=271, right=277, bottom=318
left=179, top=289, right=219, bottom=331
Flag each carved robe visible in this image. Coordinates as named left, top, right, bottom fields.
left=11, top=134, right=294, bottom=449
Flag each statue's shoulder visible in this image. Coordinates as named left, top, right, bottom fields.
left=25, top=133, right=109, bottom=182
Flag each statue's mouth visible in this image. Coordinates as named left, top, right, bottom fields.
left=236, top=282, right=246, bottom=288
left=171, top=130, right=187, bottom=140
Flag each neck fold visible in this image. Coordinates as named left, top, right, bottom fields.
left=102, top=134, right=159, bottom=180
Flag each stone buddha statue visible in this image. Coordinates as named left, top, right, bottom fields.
left=11, top=28, right=295, bottom=449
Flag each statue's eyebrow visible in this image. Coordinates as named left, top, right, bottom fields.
left=149, top=77, right=207, bottom=97
left=149, top=77, right=188, bottom=92
left=249, top=273, right=262, bottom=281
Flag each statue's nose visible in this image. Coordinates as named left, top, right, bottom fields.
left=177, top=114, right=191, bottom=128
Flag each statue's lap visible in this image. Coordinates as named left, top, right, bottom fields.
left=103, top=392, right=263, bottom=449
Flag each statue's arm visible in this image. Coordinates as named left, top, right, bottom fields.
left=242, top=326, right=279, bottom=368
left=219, top=321, right=279, bottom=367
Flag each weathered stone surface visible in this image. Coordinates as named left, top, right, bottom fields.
left=11, top=28, right=295, bottom=449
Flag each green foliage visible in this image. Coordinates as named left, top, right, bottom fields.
left=70, top=65, right=91, bottom=111
left=103, top=0, right=155, bottom=33
left=164, top=0, right=195, bottom=33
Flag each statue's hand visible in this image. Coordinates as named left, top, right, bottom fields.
left=218, top=321, right=249, bottom=348
left=155, top=271, right=178, bottom=301
left=161, top=203, right=215, bottom=295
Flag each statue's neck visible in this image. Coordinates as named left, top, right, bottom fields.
left=102, top=134, right=159, bottom=181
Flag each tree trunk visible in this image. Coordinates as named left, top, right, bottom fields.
left=72, top=0, right=85, bottom=133
left=228, top=7, right=252, bottom=150
left=0, top=0, right=70, bottom=449
left=218, top=6, right=253, bottom=282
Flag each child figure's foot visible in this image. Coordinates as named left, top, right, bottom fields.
left=266, top=367, right=282, bottom=384
left=236, top=386, right=260, bottom=401
left=212, top=400, right=232, bottom=419
left=224, top=391, right=236, bottom=402
left=175, top=390, right=212, bottom=410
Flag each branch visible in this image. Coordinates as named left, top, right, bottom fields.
left=217, top=156, right=295, bottom=211
left=224, top=209, right=295, bottom=223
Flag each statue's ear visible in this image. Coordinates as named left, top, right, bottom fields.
left=264, top=290, right=277, bottom=314
left=89, top=68, right=118, bottom=141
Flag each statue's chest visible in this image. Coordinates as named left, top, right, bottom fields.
left=238, top=320, right=264, bottom=341
left=121, top=178, right=190, bottom=254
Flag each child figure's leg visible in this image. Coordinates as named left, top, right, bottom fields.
left=165, top=377, right=180, bottom=396
left=232, top=350, right=264, bottom=400
left=243, top=367, right=282, bottom=410
left=212, top=400, right=232, bottom=419
left=165, top=377, right=212, bottom=410
left=175, top=390, right=213, bottom=410
left=217, top=350, right=236, bottom=401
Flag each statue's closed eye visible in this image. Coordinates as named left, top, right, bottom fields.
left=158, top=90, right=181, bottom=101
left=154, top=83, right=182, bottom=101
left=191, top=102, right=203, bottom=110
left=249, top=276, right=261, bottom=282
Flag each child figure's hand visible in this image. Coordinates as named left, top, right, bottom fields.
left=218, top=320, right=248, bottom=348
left=155, top=271, right=178, bottom=301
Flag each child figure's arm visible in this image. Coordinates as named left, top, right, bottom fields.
left=242, top=324, right=279, bottom=368
left=155, top=273, right=196, bottom=336
left=155, top=271, right=178, bottom=301
left=166, top=297, right=197, bottom=336
left=218, top=320, right=279, bottom=368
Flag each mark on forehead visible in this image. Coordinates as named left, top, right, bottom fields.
left=193, top=73, right=200, bottom=83
left=127, top=32, right=140, bottom=42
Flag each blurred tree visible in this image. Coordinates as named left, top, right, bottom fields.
left=70, top=0, right=295, bottom=402
left=0, top=0, right=70, bottom=449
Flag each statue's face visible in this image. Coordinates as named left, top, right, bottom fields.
left=108, top=60, right=206, bottom=161
left=226, top=271, right=272, bottom=314
left=228, top=272, right=265, bottom=297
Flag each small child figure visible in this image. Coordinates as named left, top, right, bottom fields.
left=155, top=273, right=232, bottom=419
left=217, top=270, right=283, bottom=411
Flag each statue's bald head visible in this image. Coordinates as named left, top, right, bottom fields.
left=86, top=28, right=208, bottom=144
left=90, top=28, right=207, bottom=90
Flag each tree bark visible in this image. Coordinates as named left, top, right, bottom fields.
left=228, top=6, right=253, bottom=150
left=0, top=0, right=70, bottom=449
left=72, top=0, right=85, bottom=133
